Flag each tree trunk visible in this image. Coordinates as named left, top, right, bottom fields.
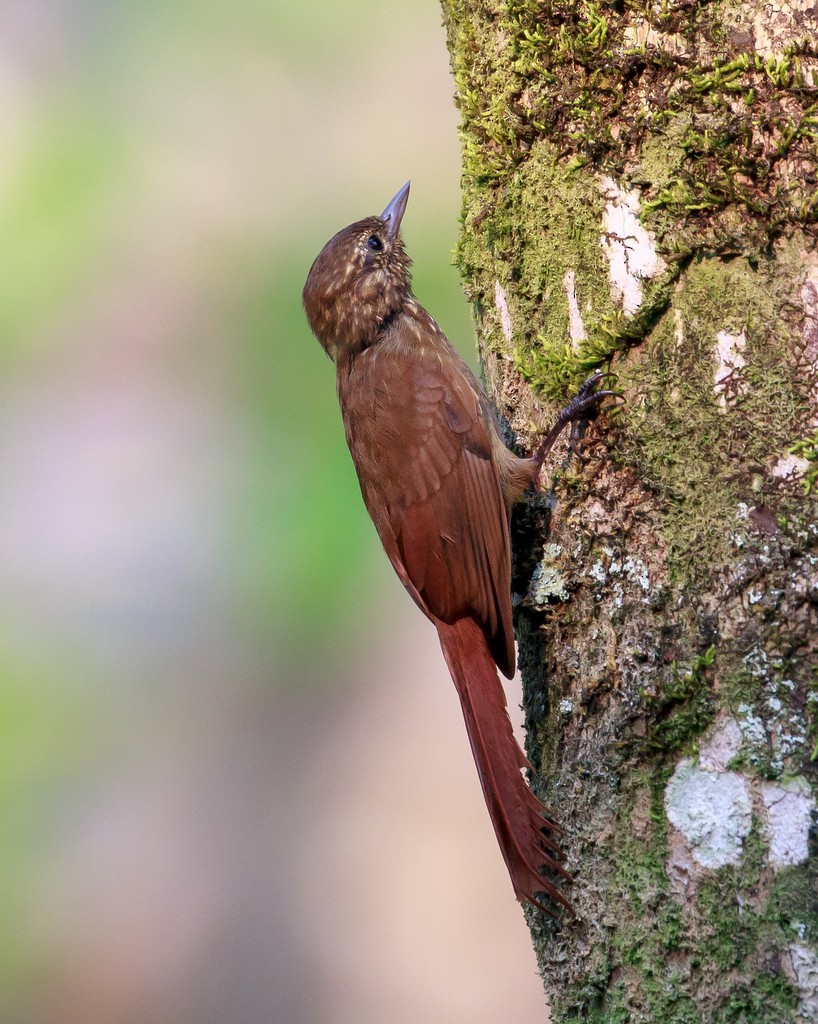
left=440, top=1, right=818, bottom=1020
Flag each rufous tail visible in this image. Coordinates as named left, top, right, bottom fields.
left=436, top=617, right=572, bottom=915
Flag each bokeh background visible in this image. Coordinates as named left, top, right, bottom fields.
left=0, top=2, right=547, bottom=1021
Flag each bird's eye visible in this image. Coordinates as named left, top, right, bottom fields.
left=366, top=235, right=383, bottom=251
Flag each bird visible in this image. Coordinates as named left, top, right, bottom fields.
left=302, top=182, right=614, bottom=913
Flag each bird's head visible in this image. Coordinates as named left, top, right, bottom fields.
left=302, top=182, right=413, bottom=361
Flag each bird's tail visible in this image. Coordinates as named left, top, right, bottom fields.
left=436, top=617, right=572, bottom=915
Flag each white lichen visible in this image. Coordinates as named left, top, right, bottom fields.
left=622, top=556, right=650, bottom=591
left=801, top=266, right=818, bottom=423
left=586, top=550, right=650, bottom=593
left=735, top=702, right=765, bottom=745
left=698, top=715, right=742, bottom=772
left=772, top=453, right=810, bottom=482
left=563, top=269, right=587, bottom=346
left=741, top=645, right=771, bottom=678
left=529, top=544, right=569, bottom=604
left=494, top=280, right=513, bottom=343
left=737, top=672, right=808, bottom=775
left=665, top=760, right=752, bottom=869
left=761, top=778, right=815, bottom=870
left=599, top=176, right=667, bottom=316
left=713, top=328, right=747, bottom=409
left=785, top=943, right=818, bottom=1023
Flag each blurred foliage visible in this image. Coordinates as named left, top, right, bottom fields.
left=0, top=102, right=125, bottom=361
left=0, top=637, right=104, bottom=993
left=0, top=0, right=473, bottom=1016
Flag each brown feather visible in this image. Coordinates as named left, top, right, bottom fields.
left=337, top=311, right=516, bottom=677
left=436, top=617, right=572, bottom=914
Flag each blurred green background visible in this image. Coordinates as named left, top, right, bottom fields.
left=0, top=3, right=546, bottom=1021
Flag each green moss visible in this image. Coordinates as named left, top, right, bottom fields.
left=615, top=256, right=804, bottom=583
left=768, top=865, right=818, bottom=945
left=612, top=783, right=670, bottom=915
left=551, top=774, right=703, bottom=1023
left=809, top=667, right=818, bottom=761
left=443, top=0, right=818, bottom=430
left=637, top=120, right=691, bottom=194
left=441, top=2, right=818, bottom=451
left=646, top=646, right=717, bottom=755
left=455, top=138, right=680, bottom=399
left=697, top=828, right=765, bottom=970
left=790, top=429, right=818, bottom=496
left=552, top=759, right=811, bottom=1022
left=713, top=977, right=799, bottom=1024
left=688, top=825, right=808, bottom=1022
left=444, top=0, right=818, bottom=281
left=591, top=818, right=800, bottom=1023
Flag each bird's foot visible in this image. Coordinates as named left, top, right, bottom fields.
left=532, top=372, right=621, bottom=474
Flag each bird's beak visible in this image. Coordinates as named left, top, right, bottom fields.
left=381, top=181, right=410, bottom=240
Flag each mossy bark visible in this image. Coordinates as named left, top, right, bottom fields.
left=440, top=1, right=818, bottom=1021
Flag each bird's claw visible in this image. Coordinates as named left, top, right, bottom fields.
left=533, top=372, right=621, bottom=472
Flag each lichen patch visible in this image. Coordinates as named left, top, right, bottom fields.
left=621, top=19, right=688, bottom=56
left=529, top=543, right=570, bottom=605
left=494, top=280, right=513, bottom=343
left=800, top=267, right=818, bottom=424
left=772, top=452, right=810, bottom=482
left=760, top=777, right=815, bottom=870
left=665, top=759, right=752, bottom=869
left=599, top=176, right=667, bottom=317
left=784, top=943, right=818, bottom=1024
left=753, top=0, right=818, bottom=60
left=698, top=715, right=742, bottom=772
left=713, top=328, right=747, bottom=409
left=563, top=269, right=587, bottom=347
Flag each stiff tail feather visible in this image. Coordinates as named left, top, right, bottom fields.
left=436, top=617, right=572, bottom=916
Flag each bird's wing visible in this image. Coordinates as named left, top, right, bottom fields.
left=341, top=325, right=516, bottom=677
